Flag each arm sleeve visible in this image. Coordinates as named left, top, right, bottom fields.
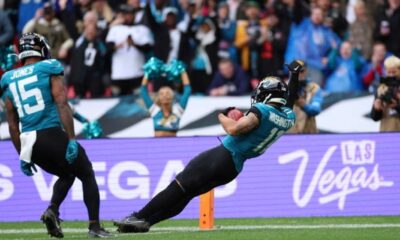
left=246, top=106, right=262, bottom=121
left=179, top=85, right=192, bottom=109
left=285, top=72, right=300, bottom=109
left=302, top=88, right=323, bottom=116
left=140, top=85, right=154, bottom=109
left=370, top=106, right=383, bottom=121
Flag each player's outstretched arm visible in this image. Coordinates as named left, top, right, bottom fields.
left=218, top=112, right=259, bottom=136
left=4, top=96, right=21, bottom=153
left=51, top=75, right=76, bottom=140
left=285, top=60, right=304, bottom=109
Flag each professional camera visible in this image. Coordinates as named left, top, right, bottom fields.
left=378, top=76, right=400, bottom=104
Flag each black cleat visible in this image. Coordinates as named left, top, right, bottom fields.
left=114, top=213, right=150, bottom=233
left=40, top=208, right=64, bottom=238
left=88, top=227, right=113, bottom=238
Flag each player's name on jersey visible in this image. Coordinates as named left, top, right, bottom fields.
left=269, top=112, right=294, bottom=128
left=10, top=66, right=34, bottom=80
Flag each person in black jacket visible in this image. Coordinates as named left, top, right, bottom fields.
left=144, top=4, right=191, bottom=65
left=0, top=10, right=14, bottom=47
left=69, top=23, right=107, bottom=98
left=374, top=0, right=400, bottom=57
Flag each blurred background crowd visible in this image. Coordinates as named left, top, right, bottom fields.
left=0, top=0, right=399, bottom=98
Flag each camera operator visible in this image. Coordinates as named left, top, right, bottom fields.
left=370, top=56, right=400, bottom=131
left=287, top=61, right=323, bottom=134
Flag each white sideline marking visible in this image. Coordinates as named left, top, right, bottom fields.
left=1, top=224, right=400, bottom=234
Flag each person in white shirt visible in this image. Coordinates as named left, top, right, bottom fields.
left=106, top=4, right=153, bottom=96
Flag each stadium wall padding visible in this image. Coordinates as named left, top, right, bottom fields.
left=0, top=133, right=399, bottom=221
left=0, top=93, right=379, bottom=139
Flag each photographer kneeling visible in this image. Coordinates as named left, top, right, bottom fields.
left=371, top=56, right=400, bottom=131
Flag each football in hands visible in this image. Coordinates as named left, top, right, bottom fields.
left=227, top=109, right=244, bottom=121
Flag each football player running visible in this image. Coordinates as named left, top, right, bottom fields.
left=114, top=60, right=305, bottom=233
left=0, top=33, right=111, bottom=238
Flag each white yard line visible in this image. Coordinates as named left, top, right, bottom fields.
left=1, top=223, right=400, bottom=234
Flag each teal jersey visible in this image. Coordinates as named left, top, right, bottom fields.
left=0, top=59, right=64, bottom=132
left=222, top=103, right=296, bottom=173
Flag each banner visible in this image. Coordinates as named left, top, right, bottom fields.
left=0, top=133, right=399, bottom=221
left=0, top=93, right=383, bottom=139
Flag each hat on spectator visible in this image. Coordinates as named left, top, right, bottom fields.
left=43, top=2, right=54, bottom=15
left=118, top=4, right=136, bottom=14
left=218, top=1, right=229, bottom=8
left=384, top=56, right=400, bottom=69
left=162, top=7, right=178, bottom=20
left=246, top=1, right=260, bottom=8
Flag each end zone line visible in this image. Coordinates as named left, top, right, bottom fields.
left=1, top=223, right=400, bottom=234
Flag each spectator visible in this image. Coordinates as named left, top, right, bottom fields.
left=201, top=0, right=217, bottom=18
left=285, top=6, right=341, bottom=86
left=234, top=1, right=268, bottom=79
left=143, top=0, right=168, bottom=25
left=319, top=0, right=348, bottom=39
left=189, top=17, right=218, bottom=94
left=1, top=0, right=19, bottom=28
left=287, top=61, right=323, bottom=134
left=106, top=4, right=153, bottom=96
left=176, top=0, right=197, bottom=33
left=57, top=0, right=81, bottom=40
left=258, top=12, right=288, bottom=78
left=216, top=2, right=238, bottom=62
left=145, top=6, right=191, bottom=65
left=92, top=0, right=114, bottom=32
left=374, top=0, right=400, bottom=57
left=324, top=41, right=365, bottom=93
left=348, top=0, right=374, bottom=59
left=23, top=3, right=73, bottom=60
left=17, top=0, right=45, bottom=33
left=226, top=0, right=241, bottom=20
left=363, top=42, right=388, bottom=93
left=69, top=23, right=107, bottom=98
left=370, top=56, right=400, bottom=131
left=208, top=58, right=250, bottom=96
left=127, top=0, right=145, bottom=24
left=0, top=10, right=14, bottom=47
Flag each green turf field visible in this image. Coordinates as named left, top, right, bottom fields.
left=0, top=216, right=399, bottom=240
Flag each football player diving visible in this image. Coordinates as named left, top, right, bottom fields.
left=0, top=33, right=111, bottom=238
left=114, top=60, right=305, bottom=233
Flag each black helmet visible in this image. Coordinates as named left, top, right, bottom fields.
left=251, top=76, right=288, bottom=106
left=18, top=33, right=51, bottom=61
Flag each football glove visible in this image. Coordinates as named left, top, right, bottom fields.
left=65, top=140, right=78, bottom=164
left=286, top=60, right=305, bottom=74
left=20, top=160, right=37, bottom=176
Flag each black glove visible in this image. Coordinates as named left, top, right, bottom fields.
left=286, top=60, right=305, bottom=74
left=221, top=107, right=235, bottom=116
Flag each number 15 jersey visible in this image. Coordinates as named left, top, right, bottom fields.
left=1, top=59, right=64, bottom=132
left=222, top=103, right=296, bottom=173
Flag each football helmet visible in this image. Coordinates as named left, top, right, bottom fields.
left=18, top=33, right=51, bottom=61
left=251, top=76, right=288, bottom=106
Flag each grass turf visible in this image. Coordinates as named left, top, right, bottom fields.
left=0, top=216, right=399, bottom=240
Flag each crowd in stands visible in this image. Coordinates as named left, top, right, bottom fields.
left=0, top=0, right=399, bottom=98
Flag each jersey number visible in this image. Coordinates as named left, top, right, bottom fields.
left=9, top=75, right=45, bottom=117
left=253, top=127, right=285, bottom=154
